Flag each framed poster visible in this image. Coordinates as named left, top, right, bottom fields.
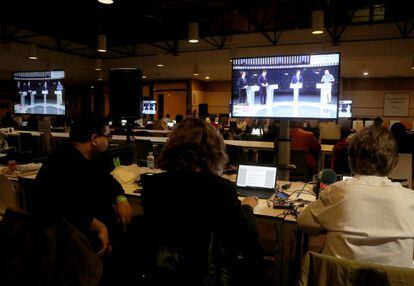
left=384, top=93, right=409, bottom=117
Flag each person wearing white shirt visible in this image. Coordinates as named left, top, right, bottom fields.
left=298, top=125, right=414, bottom=268
left=320, top=69, right=335, bottom=104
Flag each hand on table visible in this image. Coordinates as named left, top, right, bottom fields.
left=115, top=198, right=133, bottom=232
left=241, top=196, right=259, bottom=208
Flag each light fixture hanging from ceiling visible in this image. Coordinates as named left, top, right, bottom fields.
left=28, top=44, right=38, bottom=60
left=97, top=70, right=104, bottom=81
left=95, top=58, right=103, bottom=71
left=156, top=54, right=164, bottom=67
left=188, top=22, right=199, bottom=43
left=192, top=64, right=200, bottom=76
left=97, top=34, right=107, bottom=53
left=312, top=10, right=324, bottom=35
left=98, top=0, right=113, bottom=4
left=411, top=56, right=414, bottom=70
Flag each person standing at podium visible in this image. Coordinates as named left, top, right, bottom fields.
left=291, top=70, right=303, bottom=103
left=258, top=70, right=268, bottom=105
left=320, top=69, right=335, bottom=104
left=291, top=70, right=303, bottom=84
left=237, top=71, right=248, bottom=104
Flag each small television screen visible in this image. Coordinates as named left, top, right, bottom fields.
left=338, top=100, right=352, bottom=118
left=13, top=70, right=65, bottom=115
left=142, top=100, right=156, bottom=115
left=231, top=53, right=340, bottom=119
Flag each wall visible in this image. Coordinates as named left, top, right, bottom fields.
left=342, top=78, right=414, bottom=128
left=192, top=80, right=231, bottom=115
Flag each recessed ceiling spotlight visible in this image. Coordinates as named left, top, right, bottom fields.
left=98, top=0, right=113, bottom=4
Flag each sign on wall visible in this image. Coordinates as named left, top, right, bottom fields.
left=384, top=93, right=409, bottom=117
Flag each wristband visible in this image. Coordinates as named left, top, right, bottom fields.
left=116, top=195, right=127, bottom=204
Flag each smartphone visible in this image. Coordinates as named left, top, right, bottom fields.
left=275, top=191, right=290, bottom=200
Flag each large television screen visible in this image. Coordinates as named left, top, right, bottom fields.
left=338, top=100, right=352, bottom=118
left=13, top=70, right=65, bottom=115
left=142, top=100, right=156, bottom=115
left=231, top=53, right=340, bottom=119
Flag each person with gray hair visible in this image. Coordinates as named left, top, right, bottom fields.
left=298, top=125, right=414, bottom=268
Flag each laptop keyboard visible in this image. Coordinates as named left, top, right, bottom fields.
left=237, top=189, right=274, bottom=199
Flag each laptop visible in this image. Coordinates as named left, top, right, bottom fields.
left=236, top=164, right=277, bottom=199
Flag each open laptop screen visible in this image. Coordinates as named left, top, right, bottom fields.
left=236, top=165, right=277, bottom=189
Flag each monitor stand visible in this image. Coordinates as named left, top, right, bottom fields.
left=277, top=120, right=291, bottom=181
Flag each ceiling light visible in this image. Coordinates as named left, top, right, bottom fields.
left=188, top=22, right=199, bottom=43
left=192, top=64, right=200, bottom=76
left=156, top=54, right=164, bottom=67
left=142, top=75, right=147, bottom=79
left=98, top=0, right=113, bottom=4
left=363, top=72, right=369, bottom=76
left=97, top=71, right=103, bottom=81
left=205, top=76, right=210, bottom=80
left=95, top=58, right=102, bottom=71
left=28, top=44, right=38, bottom=60
left=312, top=10, right=324, bottom=35
left=97, top=34, right=107, bottom=53
left=411, top=56, right=414, bottom=70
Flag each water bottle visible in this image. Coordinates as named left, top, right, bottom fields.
left=146, top=152, right=155, bottom=169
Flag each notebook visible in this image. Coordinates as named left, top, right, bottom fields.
left=236, top=164, right=277, bottom=199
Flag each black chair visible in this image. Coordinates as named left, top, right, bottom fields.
left=226, top=145, right=248, bottom=166
left=17, top=133, right=37, bottom=163
left=17, top=176, right=38, bottom=212
left=135, top=139, right=154, bottom=166
left=290, top=149, right=309, bottom=182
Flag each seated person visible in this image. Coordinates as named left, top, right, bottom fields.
left=35, top=113, right=132, bottom=255
left=289, top=121, right=321, bottom=174
left=141, top=117, right=263, bottom=285
left=298, top=125, right=414, bottom=268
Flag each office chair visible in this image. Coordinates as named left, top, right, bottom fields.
left=300, top=251, right=414, bottom=286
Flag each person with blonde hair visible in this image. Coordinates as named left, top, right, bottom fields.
left=142, top=117, right=263, bottom=285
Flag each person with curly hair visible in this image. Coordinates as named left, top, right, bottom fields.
left=141, top=117, right=264, bottom=285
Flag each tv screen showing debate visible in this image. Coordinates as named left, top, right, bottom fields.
left=231, top=53, right=340, bottom=119
left=13, top=70, right=65, bottom=115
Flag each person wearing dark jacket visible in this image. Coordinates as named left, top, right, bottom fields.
left=390, top=122, right=414, bottom=154
left=34, top=113, right=132, bottom=261
left=142, top=117, right=263, bottom=286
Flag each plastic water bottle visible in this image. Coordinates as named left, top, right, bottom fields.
left=146, top=152, right=155, bottom=169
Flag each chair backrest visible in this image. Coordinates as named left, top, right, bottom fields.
left=17, top=176, right=38, bottom=213
left=290, top=149, right=308, bottom=181
left=226, top=145, right=248, bottom=166
left=389, top=153, right=412, bottom=189
left=331, top=141, right=351, bottom=175
left=19, top=132, right=35, bottom=153
left=300, top=251, right=414, bottom=286
left=0, top=174, right=20, bottom=210
left=135, top=139, right=154, bottom=166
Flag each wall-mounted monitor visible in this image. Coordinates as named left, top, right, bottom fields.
left=338, top=100, right=352, bottom=118
left=142, top=100, right=156, bottom=115
left=231, top=53, right=340, bottom=119
left=13, top=70, right=65, bottom=115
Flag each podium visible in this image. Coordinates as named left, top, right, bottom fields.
left=42, top=90, right=48, bottom=105
left=246, top=85, right=259, bottom=106
left=55, top=91, right=63, bottom=105
left=30, top=91, right=37, bottom=106
left=20, top=91, right=27, bottom=107
left=289, top=83, right=302, bottom=103
left=266, top=84, right=278, bottom=106
left=316, top=83, right=332, bottom=104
